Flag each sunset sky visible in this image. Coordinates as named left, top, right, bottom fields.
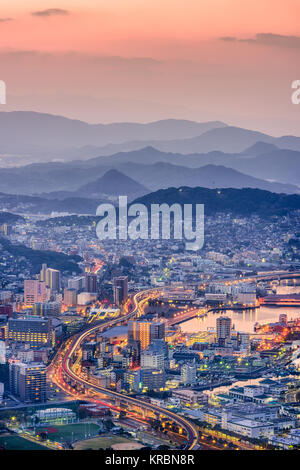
left=0, top=1, right=299, bottom=135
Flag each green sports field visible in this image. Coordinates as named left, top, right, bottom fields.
left=37, top=423, right=99, bottom=443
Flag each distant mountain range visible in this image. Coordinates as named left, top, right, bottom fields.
left=0, top=111, right=226, bottom=161
left=0, top=112, right=298, bottom=202
left=62, top=126, right=300, bottom=157
left=0, top=146, right=298, bottom=196
left=0, top=112, right=300, bottom=166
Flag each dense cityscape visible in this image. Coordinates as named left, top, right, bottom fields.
left=0, top=206, right=299, bottom=451
left=0, top=0, right=299, bottom=460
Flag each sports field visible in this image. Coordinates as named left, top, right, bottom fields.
left=37, top=423, right=99, bottom=443
left=73, top=435, right=137, bottom=450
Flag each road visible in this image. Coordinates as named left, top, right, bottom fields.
left=50, top=288, right=200, bottom=450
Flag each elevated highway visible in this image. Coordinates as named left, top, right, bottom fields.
left=51, top=288, right=200, bottom=450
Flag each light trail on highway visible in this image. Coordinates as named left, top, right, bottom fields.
left=50, top=288, right=200, bottom=450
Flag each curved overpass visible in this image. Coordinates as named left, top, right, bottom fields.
left=56, top=289, right=199, bottom=450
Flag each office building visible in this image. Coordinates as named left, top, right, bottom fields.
left=9, top=362, right=47, bottom=403
left=67, top=276, right=86, bottom=292
left=8, top=316, right=54, bottom=348
left=45, top=268, right=61, bottom=292
left=125, top=368, right=165, bottom=392
left=63, top=288, right=77, bottom=307
left=128, top=319, right=165, bottom=350
left=216, top=316, right=232, bottom=345
left=85, top=273, right=97, bottom=293
left=39, top=264, right=47, bottom=282
left=33, top=301, right=61, bottom=317
left=113, top=276, right=128, bottom=306
left=24, top=280, right=48, bottom=305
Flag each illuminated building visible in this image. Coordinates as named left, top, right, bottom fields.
left=128, top=319, right=165, bottom=350
left=33, top=408, right=76, bottom=425
left=125, top=368, right=165, bottom=392
left=8, top=316, right=54, bottom=348
left=9, top=362, right=47, bottom=403
left=33, top=301, right=61, bottom=317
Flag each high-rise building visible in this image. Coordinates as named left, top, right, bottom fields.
left=24, top=280, right=47, bottom=305
left=39, top=264, right=47, bottom=282
left=8, top=316, right=54, bottom=348
left=85, top=273, right=97, bottom=293
left=128, top=319, right=165, bottom=350
left=63, top=288, right=77, bottom=307
left=113, top=276, right=128, bottom=306
left=68, top=276, right=86, bottom=292
left=9, top=362, right=47, bottom=403
left=45, top=268, right=61, bottom=292
left=216, top=316, right=232, bottom=344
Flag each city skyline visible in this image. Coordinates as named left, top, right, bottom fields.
left=0, top=0, right=299, bottom=455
